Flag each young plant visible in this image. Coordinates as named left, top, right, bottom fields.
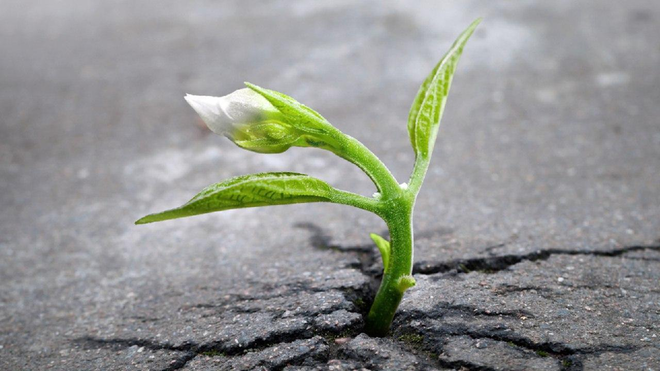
left=136, top=19, right=481, bottom=336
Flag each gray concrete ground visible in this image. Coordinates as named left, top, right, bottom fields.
left=1, top=1, right=659, bottom=370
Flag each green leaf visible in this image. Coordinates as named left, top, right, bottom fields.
left=370, top=233, right=391, bottom=272
left=135, top=172, right=334, bottom=224
left=408, top=18, right=481, bottom=158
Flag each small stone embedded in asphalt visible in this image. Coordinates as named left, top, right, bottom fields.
left=474, top=340, right=488, bottom=349
left=333, top=337, right=351, bottom=345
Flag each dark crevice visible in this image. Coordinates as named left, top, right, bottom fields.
left=129, top=315, right=163, bottom=323
left=452, top=325, right=638, bottom=357
left=295, top=222, right=383, bottom=318
left=392, top=335, right=499, bottom=371
left=414, top=245, right=660, bottom=275
left=295, top=222, right=380, bottom=255
left=482, top=243, right=507, bottom=253
left=75, top=337, right=197, bottom=370
left=77, top=324, right=365, bottom=371
left=409, top=301, right=535, bottom=320
left=492, top=284, right=557, bottom=296
left=77, top=325, right=315, bottom=370
left=338, top=338, right=444, bottom=371
left=395, top=317, right=640, bottom=356
left=295, top=222, right=384, bottom=282
left=392, top=320, right=640, bottom=371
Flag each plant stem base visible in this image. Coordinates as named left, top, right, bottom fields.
left=365, top=277, right=405, bottom=336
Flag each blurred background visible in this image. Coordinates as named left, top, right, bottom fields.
left=1, top=0, right=659, bottom=368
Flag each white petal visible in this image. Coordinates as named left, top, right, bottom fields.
left=222, top=88, right=277, bottom=117
left=184, top=94, right=233, bottom=135
left=185, top=89, right=278, bottom=136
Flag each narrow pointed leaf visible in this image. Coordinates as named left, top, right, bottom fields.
left=136, top=172, right=334, bottom=224
left=408, top=18, right=481, bottom=158
left=370, top=233, right=391, bottom=273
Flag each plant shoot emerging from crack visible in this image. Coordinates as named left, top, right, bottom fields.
left=136, top=19, right=481, bottom=336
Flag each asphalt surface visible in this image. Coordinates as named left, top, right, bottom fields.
left=1, top=0, right=659, bottom=370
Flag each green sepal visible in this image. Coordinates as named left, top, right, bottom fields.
left=408, top=18, right=481, bottom=159
left=244, top=82, right=347, bottom=153
left=230, top=121, right=306, bottom=154
left=245, top=83, right=335, bottom=134
left=370, top=233, right=391, bottom=273
left=135, top=172, right=335, bottom=224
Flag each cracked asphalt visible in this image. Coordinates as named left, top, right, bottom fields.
left=1, top=1, right=659, bottom=370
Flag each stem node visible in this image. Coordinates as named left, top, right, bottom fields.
left=396, top=275, right=416, bottom=293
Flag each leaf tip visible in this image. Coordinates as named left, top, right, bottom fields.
left=466, top=17, right=483, bottom=32
left=462, top=18, right=483, bottom=41
left=134, top=216, right=151, bottom=225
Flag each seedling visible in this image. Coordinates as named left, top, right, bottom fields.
left=136, top=19, right=481, bottom=336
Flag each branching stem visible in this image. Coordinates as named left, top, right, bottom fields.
left=330, top=131, right=401, bottom=198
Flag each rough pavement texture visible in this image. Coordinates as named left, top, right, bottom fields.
left=1, top=0, right=659, bottom=370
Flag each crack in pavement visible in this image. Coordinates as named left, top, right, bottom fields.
left=78, top=323, right=364, bottom=370
left=296, top=225, right=659, bottom=370
left=491, top=284, right=557, bottom=297
left=402, top=301, right=535, bottom=321
left=75, top=224, right=659, bottom=370
left=74, top=224, right=377, bottom=370
left=413, top=244, right=660, bottom=275
left=393, top=321, right=641, bottom=371
left=75, top=337, right=196, bottom=371
left=77, top=325, right=317, bottom=370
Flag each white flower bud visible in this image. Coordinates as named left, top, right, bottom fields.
left=184, top=86, right=343, bottom=154
left=185, top=89, right=305, bottom=153
left=184, top=89, right=279, bottom=138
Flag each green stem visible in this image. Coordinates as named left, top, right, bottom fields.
left=408, top=154, right=429, bottom=195
left=328, top=188, right=382, bottom=214
left=323, top=127, right=420, bottom=337
left=365, top=195, right=415, bottom=336
left=331, top=132, right=401, bottom=198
